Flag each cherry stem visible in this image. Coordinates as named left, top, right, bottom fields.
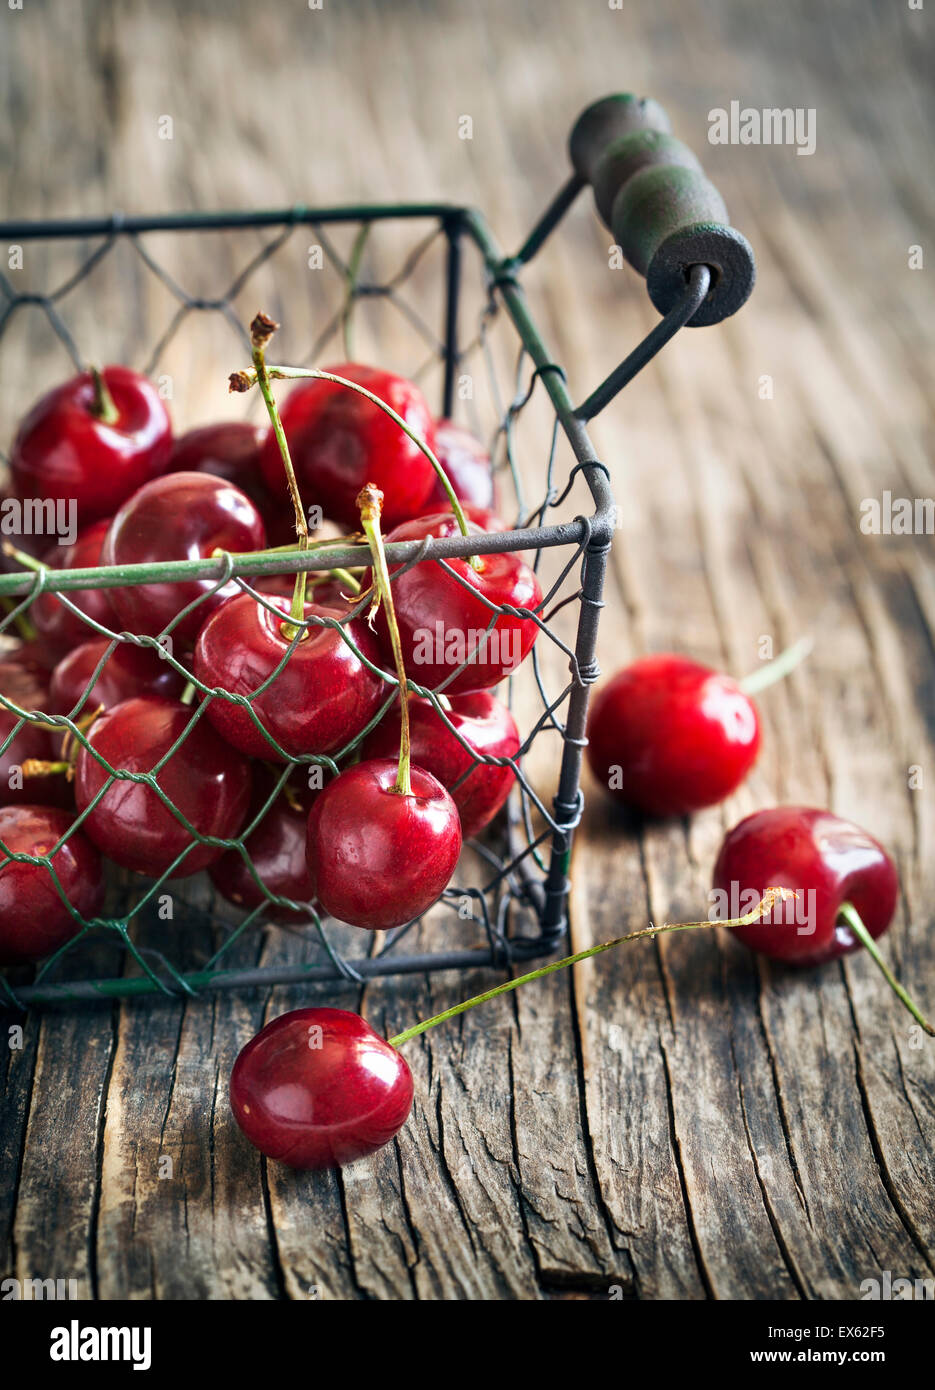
left=738, top=636, right=813, bottom=697
left=341, top=223, right=370, bottom=360
left=88, top=365, right=120, bottom=426
left=0, top=595, right=38, bottom=643
left=357, top=483, right=412, bottom=797
left=21, top=758, right=71, bottom=780
left=243, top=314, right=310, bottom=639
left=2, top=542, right=43, bottom=573
left=838, top=901, right=934, bottom=1036
left=179, top=681, right=196, bottom=707
left=388, top=888, right=795, bottom=1047
left=243, top=364, right=479, bottom=569
left=329, top=567, right=362, bottom=596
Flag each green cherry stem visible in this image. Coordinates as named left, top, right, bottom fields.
left=341, top=222, right=371, bottom=360
left=328, top=567, right=362, bottom=596
left=239, top=314, right=310, bottom=639
left=0, top=594, right=38, bottom=642
left=738, top=636, right=813, bottom=697
left=838, top=901, right=934, bottom=1036
left=388, top=888, right=795, bottom=1047
left=88, top=365, right=120, bottom=426
left=358, top=483, right=412, bottom=797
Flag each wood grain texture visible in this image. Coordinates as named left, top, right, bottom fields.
left=1, top=0, right=933, bottom=1301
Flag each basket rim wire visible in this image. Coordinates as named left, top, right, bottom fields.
left=0, top=201, right=701, bottom=1007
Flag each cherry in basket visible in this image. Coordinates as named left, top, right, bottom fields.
left=0, top=805, right=103, bottom=964
left=10, top=366, right=172, bottom=528
left=103, top=472, right=266, bottom=643
left=258, top=363, right=437, bottom=529
left=73, top=695, right=251, bottom=878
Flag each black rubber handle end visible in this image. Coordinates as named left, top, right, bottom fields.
left=647, top=223, right=756, bottom=325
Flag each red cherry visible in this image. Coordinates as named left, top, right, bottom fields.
left=74, top=695, right=251, bottom=878
left=10, top=366, right=172, bottom=528
left=103, top=472, right=266, bottom=642
left=168, top=420, right=297, bottom=542
left=31, top=520, right=118, bottom=656
left=0, top=659, right=70, bottom=808
left=0, top=485, right=46, bottom=567
left=230, top=1007, right=414, bottom=1169
left=362, top=691, right=519, bottom=838
left=169, top=421, right=267, bottom=496
left=421, top=420, right=494, bottom=511
left=210, top=770, right=318, bottom=921
left=372, top=512, right=542, bottom=695
left=49, top=638, right=183, bottom=715
left=259, top=364, right=437, bottom=529
left=0, top=805, right=102, bottom=964
left=586, top=654, right=761, bottom=817
left=193, top=593, right=385, bottom=761
left=306, top=758, right=462, bottom=929
left=713, top=806, right=899, bottom=967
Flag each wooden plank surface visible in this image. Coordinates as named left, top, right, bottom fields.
left=1, top=0, right=933, bottom=1301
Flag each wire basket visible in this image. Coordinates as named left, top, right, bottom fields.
left=0, top=95, right=754, bottom=1007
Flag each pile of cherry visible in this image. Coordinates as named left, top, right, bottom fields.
left=0, top=327, right=929, bottom=1176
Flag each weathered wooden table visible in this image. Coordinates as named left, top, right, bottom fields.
left=1, top=0, right=932, bottom=1300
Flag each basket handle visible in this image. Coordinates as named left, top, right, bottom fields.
left=568, top=94, right=755, bottom=326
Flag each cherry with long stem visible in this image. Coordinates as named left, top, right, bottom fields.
left=387, top=886, right=934, bottom=1047
left=357, top=483, right=412, bottom=796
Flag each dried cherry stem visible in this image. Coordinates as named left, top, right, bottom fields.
left=838, top=902, right=934, bottom=1036
left=21, top=758, right=73, bottom=782
left=388, top=888, right=795, bottom=1047
left=88, top=365, right=119, bottom=425
left=239, top=362, right=479, bottom=569
left=738, top=636, right=813, bottom=697
left=357, top=483, right=412, bottom=797
left=235, top=313, right=310, bottom=640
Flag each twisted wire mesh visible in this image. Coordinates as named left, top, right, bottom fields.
left=0, top=209, right=603, bottom=1005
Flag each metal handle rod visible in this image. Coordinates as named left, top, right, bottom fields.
left=574, top=264, right=712, bottom=421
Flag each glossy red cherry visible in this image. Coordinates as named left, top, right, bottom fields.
left=49, top=638, right=183, bottom=716
left=31, top=520, right=118, bottom=656
left=421, top=420, right=495, bottom=511
left=712, top=806, right=900, bottom=968
left=0, top=805, right=103, bottom=964
left=586, top=654, right=761, bottom=817
left=259, top=364, right=437, bottom=529
left=169, top=421, right=267, bottom=496
left=372, top=512, right=542, bottom=694
left=0, top=659, right=70, bottom=808
left=10, top=366, right=172, bottom=528
left=74, top=695, right=251, bottom=878
left=103, top=472, right=266, bottom=642
left=306, top=758, right=461, bottom=929
left=230, top=1007, right=414, bottom=1169
left=210, top=770, right=318, bottom=921
left=362, top=691, right=519, bottom=838
left=193, top=593, right=385, bottom=761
